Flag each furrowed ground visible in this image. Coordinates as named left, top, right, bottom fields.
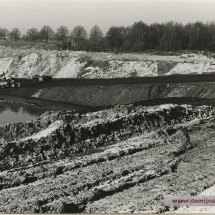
left=0, top=104, right=215, bottom=213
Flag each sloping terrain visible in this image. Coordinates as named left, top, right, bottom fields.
left=0, top=104, right=215, bottom=213
left=0, top=84, right=151, bottom=106
left=1, top=47, right=215, bottom=78
left=3, top=82, right=215, bottom=107
left=150, top=83, right=215, bottom=99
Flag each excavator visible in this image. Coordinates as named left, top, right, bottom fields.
left=0, top=72, right=21, bottom=88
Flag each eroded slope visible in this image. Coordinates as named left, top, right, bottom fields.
left=0, top=104, right=214, bottom=213
left=1, top=48, right=215, bottom=78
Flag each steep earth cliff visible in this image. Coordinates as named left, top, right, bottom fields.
left=1, top=47, right=215, bottom=78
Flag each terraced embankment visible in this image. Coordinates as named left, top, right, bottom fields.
left=0, top=104, right=215, bottom=213
left=3, top=82, right=215, bottom=107
left=0, top=84, right=151, bottom=106
left=2, top=47, right=215, bottom=107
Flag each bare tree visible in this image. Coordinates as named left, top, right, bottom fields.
left=106, top=26, right=123, bottom=50
left=89, top=25, right=103, bottom=40
left=55, top=26, right=69, bottom=41
left=40, top=25, right=54, bottom=42
left=10, top=28, right=21, bottom=42
left=89, top=25, right=103, bottom=51
left=71, top=26, right=87, bottom=50
left=0, top=28, right=9, bottom=40
left=26, top=28, right=38, bottom=42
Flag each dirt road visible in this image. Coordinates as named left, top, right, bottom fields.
left=16, top=74, right=215, bottom=88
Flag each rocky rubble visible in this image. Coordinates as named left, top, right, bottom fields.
left=0, top=104, right=213, bottom=171
left=0, top=103, right=215, bottom=213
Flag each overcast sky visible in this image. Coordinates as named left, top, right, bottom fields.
left=0, top=0, right=215, bottom=34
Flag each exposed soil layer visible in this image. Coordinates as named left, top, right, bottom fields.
left=0, top=83, right=151, bottom=106
left=150, top=83, right=215, bottom=99
left=3, top=81, right=215, bottom=107
left=1, top=48, right=215, bottom=78
left=0, top=104, right=215, bottom=213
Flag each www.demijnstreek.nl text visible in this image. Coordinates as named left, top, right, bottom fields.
left=161, top=196, right=215, bottom=206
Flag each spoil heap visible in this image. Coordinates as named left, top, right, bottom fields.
left=0, top=104, right=214, bottom=213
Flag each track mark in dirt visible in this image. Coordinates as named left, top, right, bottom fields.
left=0, top=104, right=214, bottom=213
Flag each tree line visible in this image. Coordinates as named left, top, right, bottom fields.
left=1, top=21, right=215, bottom=52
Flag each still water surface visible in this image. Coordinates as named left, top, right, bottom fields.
left=0, top=101, right=46, bottom=125
left=0, top=95, right=88, bottom=125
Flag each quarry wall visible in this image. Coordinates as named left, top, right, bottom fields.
left=1, top=48, right=215, bottom=79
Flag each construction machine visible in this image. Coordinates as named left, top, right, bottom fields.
left=0, top=73, right=21, bottom=88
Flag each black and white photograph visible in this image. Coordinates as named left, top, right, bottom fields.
left=1, top=0, right=215, bottom=213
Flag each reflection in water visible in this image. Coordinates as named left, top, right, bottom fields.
left=23, top=105, right=49, bottom=116
left=8, top=104, right=21, bottom=114
left=0, top=105, right=6, bottom=115
left=0, top=94, right=89, bottom=125
left=0, top=102, right=46, bottom=125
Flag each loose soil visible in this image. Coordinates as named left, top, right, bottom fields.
left=0, top=104, right=214, bottom=213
